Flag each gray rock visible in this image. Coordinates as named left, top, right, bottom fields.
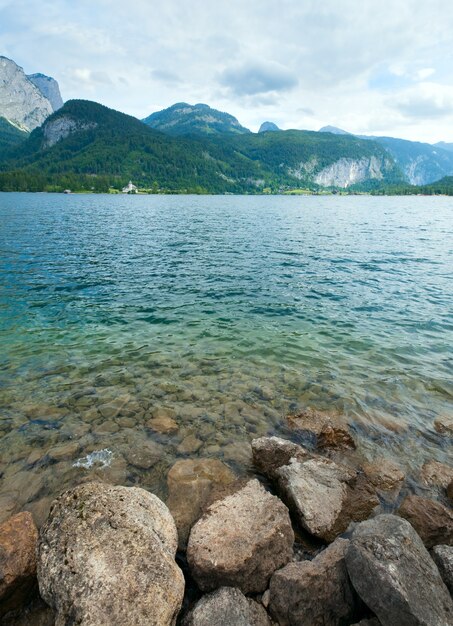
left=42, top=116, right=97, bottom=148
left=269, top=537, right=355, bottom=626
left=187, top=479, right=294, bottom=593
left=431, top=545, right=453, bottom=595
left=38, top=482, right=184, bottom=626
left=275, top=457, right=377, bottom=542
left=27, top=73, right=63, bottom=111
left=251, top=436, right=310, bottom=478
left=0, top=56, right=53, bottom=130
left=183, top=587, right=272, bottom=626
left=398, top=494, right=453, bottom=548
left=346, top=514, right=453, bottom=626
left=350, top=620, right=381, bottom=626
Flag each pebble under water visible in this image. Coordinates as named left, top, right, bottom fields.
left=0, top=192, right=452, bottom=524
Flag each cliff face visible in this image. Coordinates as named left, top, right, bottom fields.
left=43, top=115, right=97, bottom=148
left=28, top=73, right=63, bottom=111
left=0, top=57, right=62, bottom=131
left=313, top=156, right=389, bottom=188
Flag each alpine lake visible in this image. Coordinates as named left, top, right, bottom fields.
left=0, top=192, right=452, bottom=525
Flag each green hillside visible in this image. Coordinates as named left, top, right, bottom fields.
left=0, top=99, right=404, bottom=193
left=0, top=116, right=28, bottom=153
left=142, top=102, right=251, bottom=136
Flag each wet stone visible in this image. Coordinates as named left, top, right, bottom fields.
left=420, top=460, right=453, bottom=489
left=47, top=441, right=81, bottom=461
left=123, top=439, right=164, bottom=469
left=147, top=415, right=179, bottom=434
left=398, top=495, right=453, bottom=548
left=362, top=458, right=405, bottom=491
left=177, top=435, right=203, bottom=454
left=434, top=416, right=453, bottom=436
left=0, top=512, right=38, bottom=617
left=93, top=420, right=120, bottom=434
left=287, top=408, right=356, bottom=451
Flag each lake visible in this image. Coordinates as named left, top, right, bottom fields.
left=0, top=193, right=452, bottom=523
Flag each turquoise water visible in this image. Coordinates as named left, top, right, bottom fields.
left=0, top=193, right=452, bottom=522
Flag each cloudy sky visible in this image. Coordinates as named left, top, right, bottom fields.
left=1, top=0, right=453, bottom=142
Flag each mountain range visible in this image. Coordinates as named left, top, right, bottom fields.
left=0, top=55, right=452, bottom=193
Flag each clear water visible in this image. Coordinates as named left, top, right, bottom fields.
left=1, top=193, right=452, bottom=523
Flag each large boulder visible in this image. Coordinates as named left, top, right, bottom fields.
left=269, top=537, right=355, bottom=626
left=398, top=495, right=453, bottom=548
left=0, top=512, right=38, bottom=617
left=166, top=458, right=236, bottom=549
left=431, top=545, right=453, bottom=595
left=287, top=408, right=356, bottom=450
left=183, top=587, right=272, bottom=626
left=251, top=436, right=310, bottom=477
left=275, top=457, right=378, bottom=542
left=37, top=482, right=184, bottom=626
left=187, top=479, right=294, bottom=593
left=346, top=514, right=453, bottom=626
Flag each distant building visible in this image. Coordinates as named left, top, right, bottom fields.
left=122, top=181, right=138, bottom=194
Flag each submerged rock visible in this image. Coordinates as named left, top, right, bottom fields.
left=37, top=482, right=184, bottom=626
left=434, top=416, right=453, bottom=436
left=251, top=436, right=310, bottom=477
left=183, top=587, right=272, bottom=626
left=166, top=458, right=236, bottom=549
left=420, top=460, right=453, bottom=489
left=0, top=512, right=38, bottom=617
left=346, top=514, right=453, bottom=626
left=187, top=479, right=294, bottom=593
left=398, top=495, right=453, bottom=548
left=274, top=457, right=377, bottom=542
left=431, top=545, right=453, bottom=595
left=123, top=438, right=164, bottom=469
left=287, top=408, right=356, bottom=450
left=269, top=537, right=355, bottom=626
left=362, top=458, right=405, bottom=491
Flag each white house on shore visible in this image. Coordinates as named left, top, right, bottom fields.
left=122, top=181, right=138, bottom=194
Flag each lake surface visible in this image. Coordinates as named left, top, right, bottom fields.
left=0, top=193, right=452, bottom=523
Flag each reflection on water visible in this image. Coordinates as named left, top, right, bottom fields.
left=0, top=193, right=452, bottom=524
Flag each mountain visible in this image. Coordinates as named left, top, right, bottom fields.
left=259, top=121, right=280, bottom=132
left=0, top=99, right=404, bottom=193
left=142, top=102, right=251, bottom=136
left=434, top=141, right=453, bottom=153
left=0, top=116, right=28, bottom=152
left=319, top=125, right=350, bottom=135
left=0, top=56, right=63, bottom=131
left=28, top=73, right=63, bottom=111
left=359, top=135, right=453, bottom=185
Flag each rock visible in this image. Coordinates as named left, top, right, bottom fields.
left=287, top=408, right=356, bottom=450
left=350, top=620, right=381, bottom=626
left=178, top=435, right=203, bottom=454
left=28, top=73, right=63, bottom=110
left=362, top=458, right=405, bottom=491
left=0, top=56, right=54, bottom=130
left=187, top=479, right=294, bottom=593
left=93, top=419, right=119, bottom=434
left=431, top=545, right=453, bottom=595
left=123, top=439, right=164, bottom=469
left=47, top=441, right=80, bottom=461
left=37, top=482, right=184, bottom=626
left=1, top=594, right=55, bottom=626
left=448, top=480, right=453, bottom=502
left=275, top=457, right=377, bottom=542
left=166, top=458, right=236, bottom=549
left=420, top=460, right=453, bottom=489
left=269, top=537, right=355, bottom=626
left=0, top=512, right=38, bottom=617
left=183, top=587, right=272, bottom=626
left=147, top=415, right=179, bottom=434
left=434, top=416, right=453, bottom=436
left=251, top=436, right=310, bottom=477
left=346, top=514, right=453, bottom=626
left=398, top=495, right=453, bottom=548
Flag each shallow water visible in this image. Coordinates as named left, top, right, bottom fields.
left=0, top=193, right=452, bottom=523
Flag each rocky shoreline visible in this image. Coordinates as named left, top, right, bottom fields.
left=0, top=410, right=452, bottom=625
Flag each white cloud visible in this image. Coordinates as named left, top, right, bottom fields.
left=0, top=0, right=453, bottom=141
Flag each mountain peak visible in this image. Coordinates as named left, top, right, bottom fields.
left=142, top=102, right=250, bottom=136
left=259, top=121, right=280, bottom=133
left=319, top=125, right=350, bottom=135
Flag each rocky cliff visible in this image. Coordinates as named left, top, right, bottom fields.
left=313, top=156, right=391, bottom=188
left=28, top=73, right=63, bottom=111
left=0, top=57, right=62, bottom=131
